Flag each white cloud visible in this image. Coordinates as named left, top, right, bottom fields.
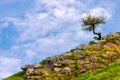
left=82, top=7, right=111, bottom=19
left=90, top=7, right=111, bottom=18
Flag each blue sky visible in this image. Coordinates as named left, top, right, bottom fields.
left=0, top=0, right=120, bottom=79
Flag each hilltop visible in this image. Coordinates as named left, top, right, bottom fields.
left=4, top=32, right=120, bottom=80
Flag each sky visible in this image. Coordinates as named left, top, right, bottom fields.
left=0, top=0, right=120, bottom=79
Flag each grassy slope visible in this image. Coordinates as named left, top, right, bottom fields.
left=3, top=71, right=25, bottom=80
left=4, top=62, right=120, bottom=80
left=74, top=61, right=120, bottom=80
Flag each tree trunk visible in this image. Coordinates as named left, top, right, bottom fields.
left=93, top=30, right=101, bottom=40
left=92, top=26, right=101, bottom=40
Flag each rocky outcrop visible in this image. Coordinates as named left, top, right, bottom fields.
left=21, top=64, right=42, bottom=71
left=21, top=32, right=120, bottom=80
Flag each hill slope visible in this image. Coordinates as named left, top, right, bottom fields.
left=74, top=60, right=120, bottom=80
left=4, top=60, right=120, bottom=80
left=4, top=32, right=120, bottom=80
left=3, top=71, right=25, bottom=80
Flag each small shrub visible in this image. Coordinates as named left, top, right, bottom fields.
left=89, top=41, right=95, bottom=45
left=40, top=60, right=47, bottom=66
left=70, top=49, right=75, bottom=52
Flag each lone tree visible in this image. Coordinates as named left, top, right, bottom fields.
left=82, top=14, right=106, bottom=40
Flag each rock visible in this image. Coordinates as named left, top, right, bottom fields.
left=21, top=64, right=42, bottom=71
left=116, top=40, right=120, bottom=44
left=76, top=44, right=86, bottom=49
left=105, top=42, right=115, bottom=47
left=45, top=60, right=54, bottom=69
left=94, top=40, right=100, bottom=44
left=54, top=68, right=62, bottom=72
left=33, top=64, right=43, bottom=69
left=26, top=68, right=34, bottom=75
left=30, top=76, right=40, bottom=80
left=53, top=63, right=62, bottom=67
left=59, top=68, right=70, bottom=75
left=74, top=50, right=85, bottom=58
left=108, top=32, right=120, bottom=37
left=80, top=69, right=86, bottom=73
left=64, top=67, right=71, bottom=72
left=62, top=52, right=72, bottom=57
left=46, top=58, right=62, bottom=69
left=63, top=59, right=75, bottom=64
left=94, top=40, right=106, bottom=44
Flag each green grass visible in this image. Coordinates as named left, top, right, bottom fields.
left=74, top=61, right=120, bottom=80
left=3, top=71, right=25, bottom=80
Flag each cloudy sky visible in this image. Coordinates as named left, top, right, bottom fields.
left=0, top=0, right=120, bottom=79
